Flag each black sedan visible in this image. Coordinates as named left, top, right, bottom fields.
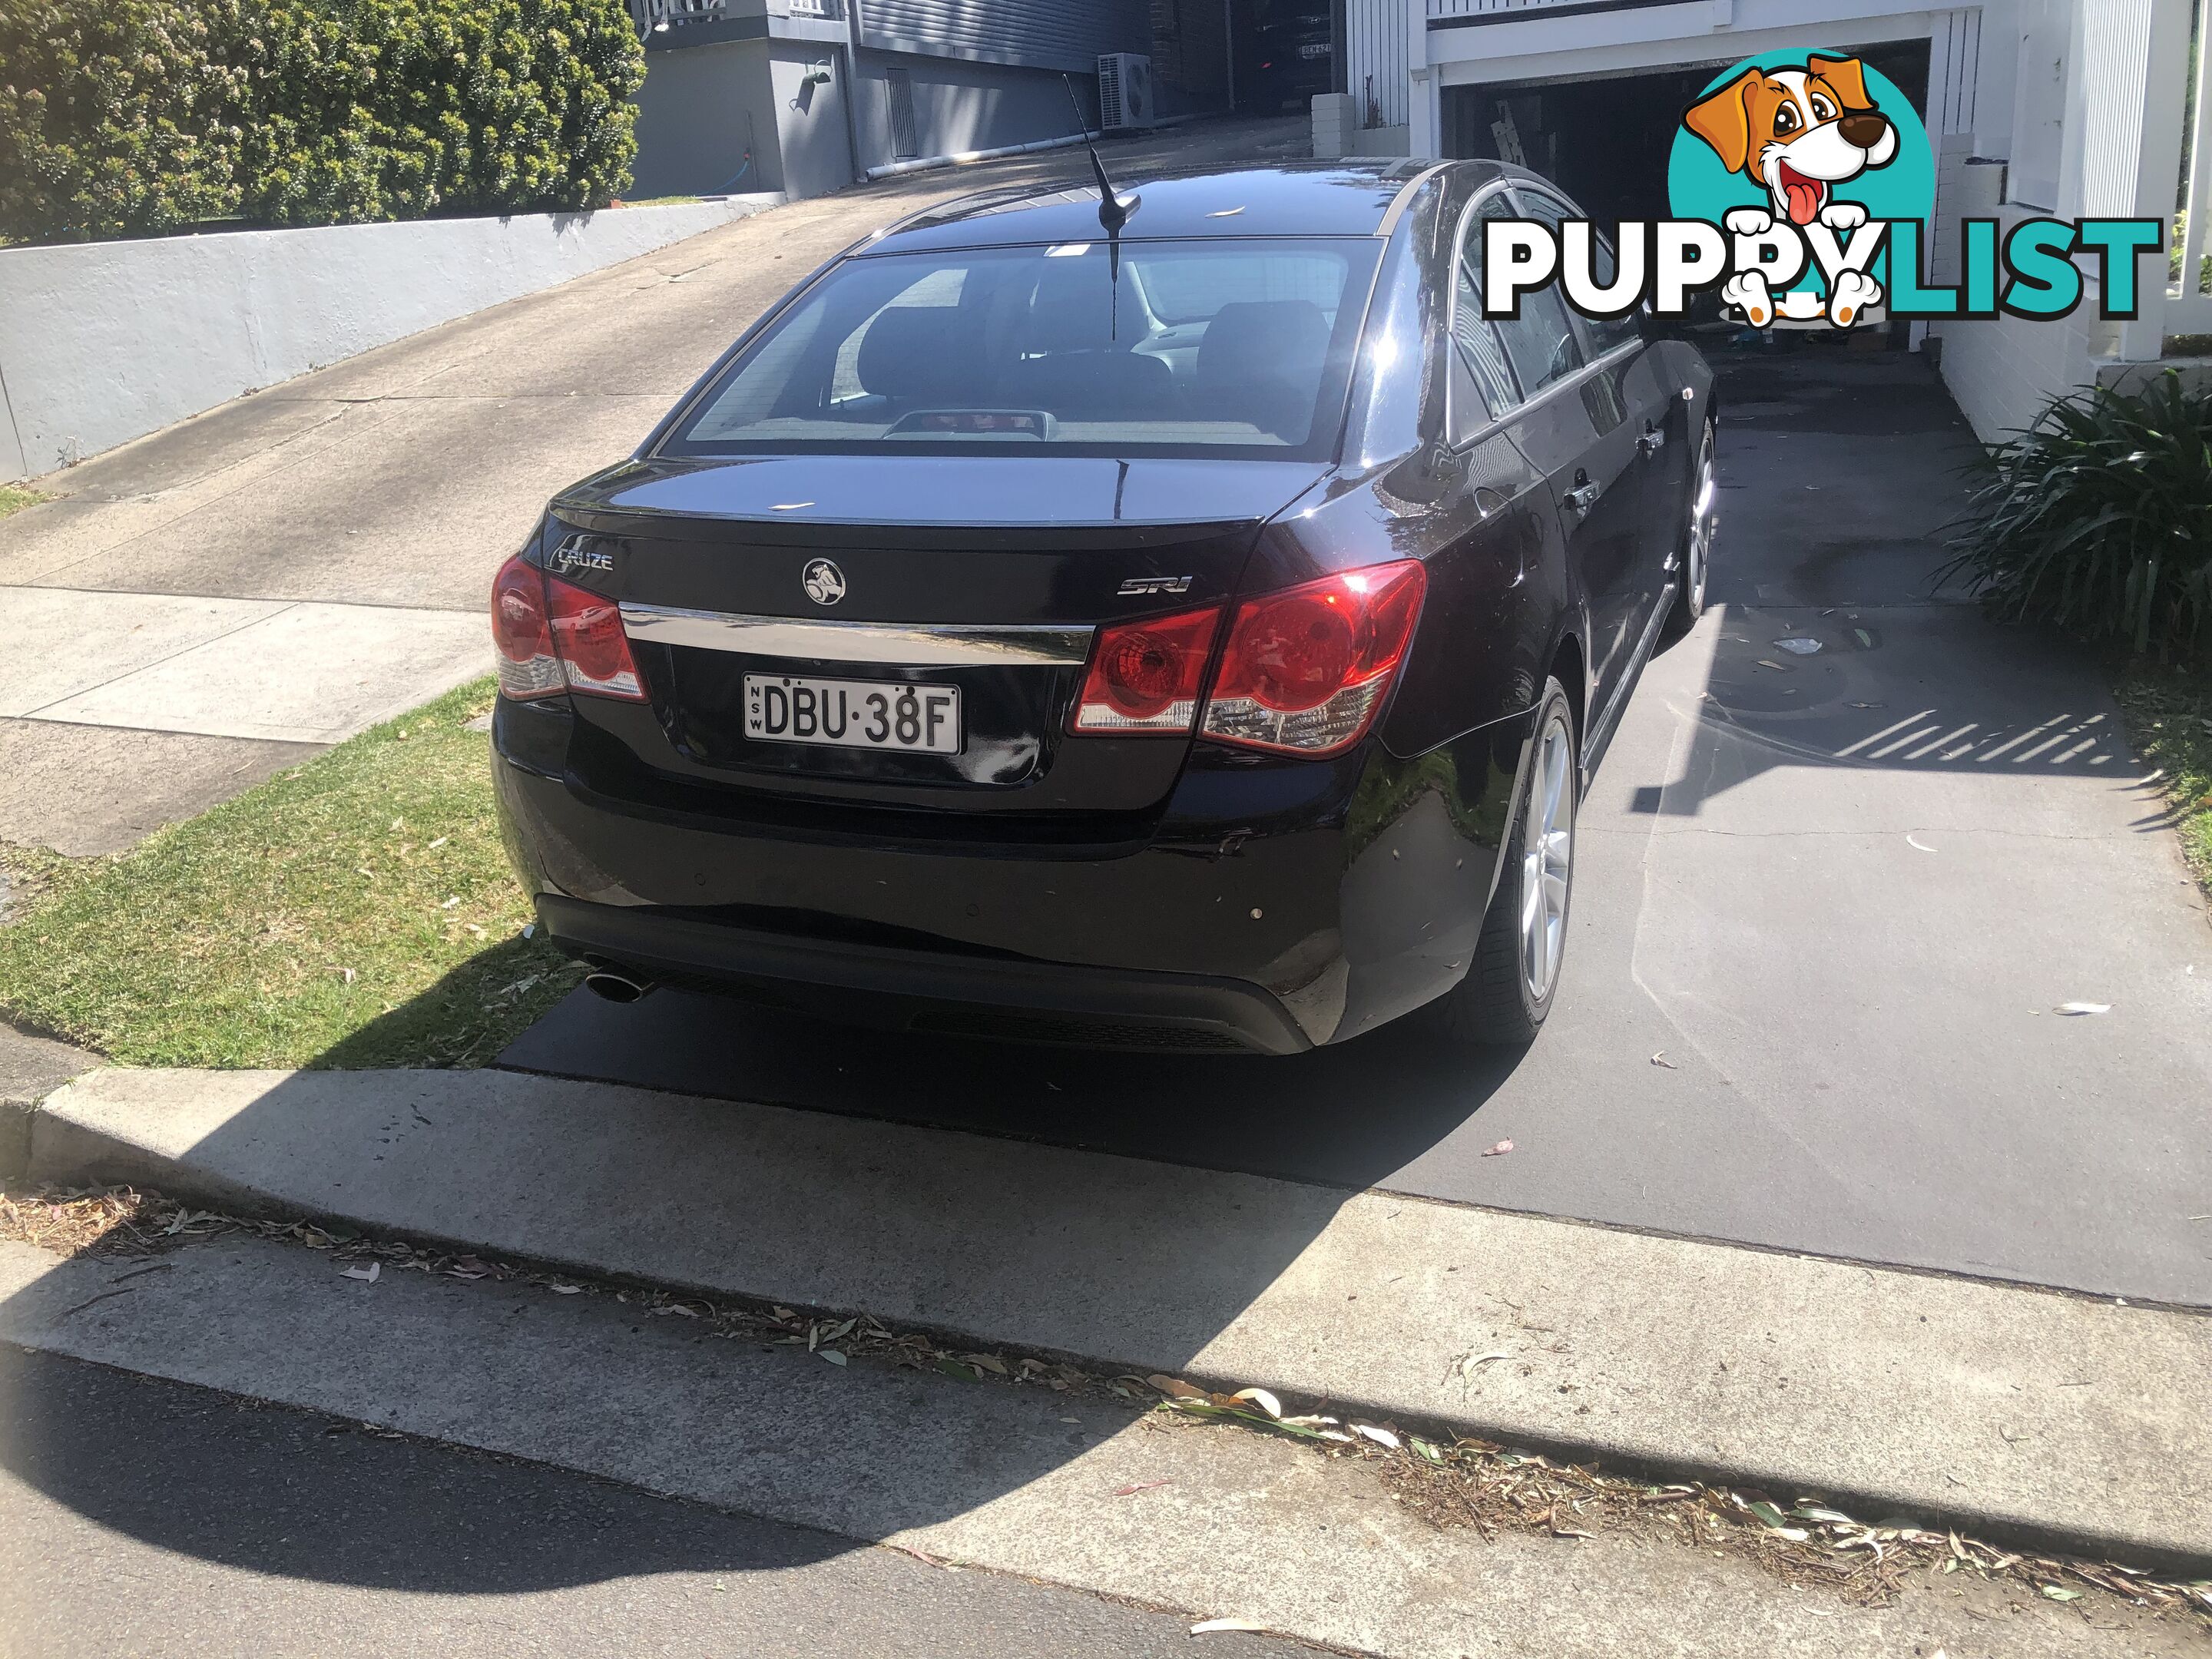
left=490, top=158, right=1717, bottom=1054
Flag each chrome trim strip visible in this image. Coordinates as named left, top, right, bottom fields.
left=619, top=603, right=1094, bottom=667
left=1375, top=162, right=1452, bottom=239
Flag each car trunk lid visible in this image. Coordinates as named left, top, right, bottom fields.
left=548, top=453, right=1324, bottom=820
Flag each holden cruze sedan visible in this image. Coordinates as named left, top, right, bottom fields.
left=490, top=158, right=1716, bottom=1054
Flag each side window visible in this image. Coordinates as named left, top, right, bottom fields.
left=1450, top=245, right=1519, bottom=422
left=1475, top=195, right=1582, bottom=396
left=1514, top=187, right=1640, bottom=357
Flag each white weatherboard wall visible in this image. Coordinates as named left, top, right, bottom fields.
left=0, top=197, right=780, bottom=483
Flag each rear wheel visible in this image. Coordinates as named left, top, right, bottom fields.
left=1424, top=680, right=1578, bottom=1047
left=1666, top=418, right=1717, bottom=637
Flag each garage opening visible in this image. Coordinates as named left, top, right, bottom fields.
left=1439, top=40, right=1930, bottom=223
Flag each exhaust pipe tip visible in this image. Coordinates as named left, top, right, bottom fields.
left=584, top=969, right=654, bottom=1005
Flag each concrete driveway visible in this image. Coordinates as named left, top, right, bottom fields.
left=501, top=349, right=2212, bottom=1308
left=0, top=117, right=1310, bottom=857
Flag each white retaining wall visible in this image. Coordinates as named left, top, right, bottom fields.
left=0, top=197, right=780, bottom=483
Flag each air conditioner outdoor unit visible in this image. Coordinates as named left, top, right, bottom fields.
left=1098, top=53, right=1154, bottom=131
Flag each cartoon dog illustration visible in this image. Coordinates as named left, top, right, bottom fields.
left=1684, top=55, right=1897, bottom=326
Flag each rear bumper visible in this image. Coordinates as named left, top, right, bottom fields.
left=537, top=893, right=1313, bottom=1055
left=493, top=696, right=1535, bottom=1049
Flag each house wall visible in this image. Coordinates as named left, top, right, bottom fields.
left=632, top=38, right=783, bottom=197
left=770, top=43, right=858, bottom=200
left=849, top=49, right=1105, bottom=168
left=859, top=0, right=1150, bottom=72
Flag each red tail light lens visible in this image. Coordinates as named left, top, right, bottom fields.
left=545, top=573, right=646, bottom=700
left=1201, top=561, right=1426, bottom=757
left=491, top=555, right=562, bottom=700
left=489, top=554, right=645, bottom=703
left=1071, top=605, right=1221, bottom=733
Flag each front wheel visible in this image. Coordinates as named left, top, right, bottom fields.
left=1423, top=680, right=1578, bottom=1047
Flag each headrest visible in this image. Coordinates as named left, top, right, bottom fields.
left=1197, top=300, right=1331, bottom=392
left=1021, top=259, right=1146, bottom=356
left=1195, top=300, right=1333, bottom=437
left=857, top=306, right=972, bottom=402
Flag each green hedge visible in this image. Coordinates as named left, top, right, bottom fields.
left=0, top=0, right=644, bottom=243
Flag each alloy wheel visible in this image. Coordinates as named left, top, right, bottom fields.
left=1685, top=432, right=1716, bottom=611
left=1518, top=712, right=1576, bottom=1002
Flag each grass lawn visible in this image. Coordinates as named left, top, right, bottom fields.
left=0, top=485, right=50, bottom=522
left=0, top=679, right=584, bottom=1068
left=2114, top=661, right=2212, bottom=895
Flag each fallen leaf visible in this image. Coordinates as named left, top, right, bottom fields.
left=2054, top=1002, right=2111, bottom=1015
left=547, top=1283, right=582, bottom=1295
left=427, top=836, right=449, bottom=849
left=1754, top=658, right=1790, bottom=671
left=1650, top=1050, right=1676, bottom=1068
left=1114, top=1479, right=1173, bottom=1496
left=821, top=1349, right=848, bottom=1366
left=960, top=1353, right=1009, bottom=1376
left=2040, top=1585, right=2082, bottom=1601
left=1412, top=1437, right=1445, bottom=1463
left=1459, top=1351, right=1512, bottom=1373
left=1846, top=700, right=1886, bottom=709
left=1191, top=1618, right=1268, bottom=1635
left=935, top=1358, right=981, bottom=1381
left=340, top=1262, right=380, bottom=1283
left=1230, top=1386, right=1282, bottom=1418
left=1906, top=833, right=1936, bottom=853
left=1352, top=1422, right=1401, bottom=1449
left=1548, top=1503, right=1595, bottom=1539
left=1482, top=1140, right=1514, bottom=1157
left=1147, top=1374, right=1207, bottom=1400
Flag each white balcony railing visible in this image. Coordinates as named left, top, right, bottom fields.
left=634, top=0, right=840, bottom=29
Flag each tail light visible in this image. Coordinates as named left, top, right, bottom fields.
left=1072, top=606, right=1221, bottom=733
left=492, top=555, right=562, bottom=700
left=1201, top=561, right=1426, bottom=757
left=490, top=554, right=646, bottom=703
left=1067, top=561, right=1426, bottom=757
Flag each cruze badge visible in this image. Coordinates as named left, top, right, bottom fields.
left=546, top=537, right=614, bottom=577
left=1117, top=575, right=1194, bottom=597
left=802, top=558, right=846, bottom=607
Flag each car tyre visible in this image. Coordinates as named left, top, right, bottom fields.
left=1424, top=679, right=1578, bottom=1048
left=1664, top=416, right=1717, bottom=640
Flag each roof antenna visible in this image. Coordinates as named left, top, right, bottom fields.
left=1061, top=73, right=1137, bottom=340
left=1061, top=73, right=1137, bottom=235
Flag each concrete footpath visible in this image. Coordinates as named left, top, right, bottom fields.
left=20, top=1064, right=2211, bottom=1570
left=15, top=1231, right=2193, bottom=1659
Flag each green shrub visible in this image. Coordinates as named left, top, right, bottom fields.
left=0, top=0, right=644, bottom=243
left=1940, top=373, right=2212, bottom=663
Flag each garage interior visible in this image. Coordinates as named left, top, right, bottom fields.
left=1439, top=39, right=1932, bottom=224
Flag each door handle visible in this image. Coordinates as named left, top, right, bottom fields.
left=1563, top=479, right=1601, bottom=518
left=1637, top=422, right=1666, bottom=455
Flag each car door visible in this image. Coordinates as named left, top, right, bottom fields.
left=1515, top=185, right=1685, bottom=670
left=1465, top=191, right=1644, bottom=722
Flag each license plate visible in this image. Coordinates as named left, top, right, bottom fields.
left=743, top=673, right=961, bottom=754
left=1298, top=41, right=1330, bottom=58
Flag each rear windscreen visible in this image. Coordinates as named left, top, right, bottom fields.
left=660, top=237, right=1381, bottom=461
